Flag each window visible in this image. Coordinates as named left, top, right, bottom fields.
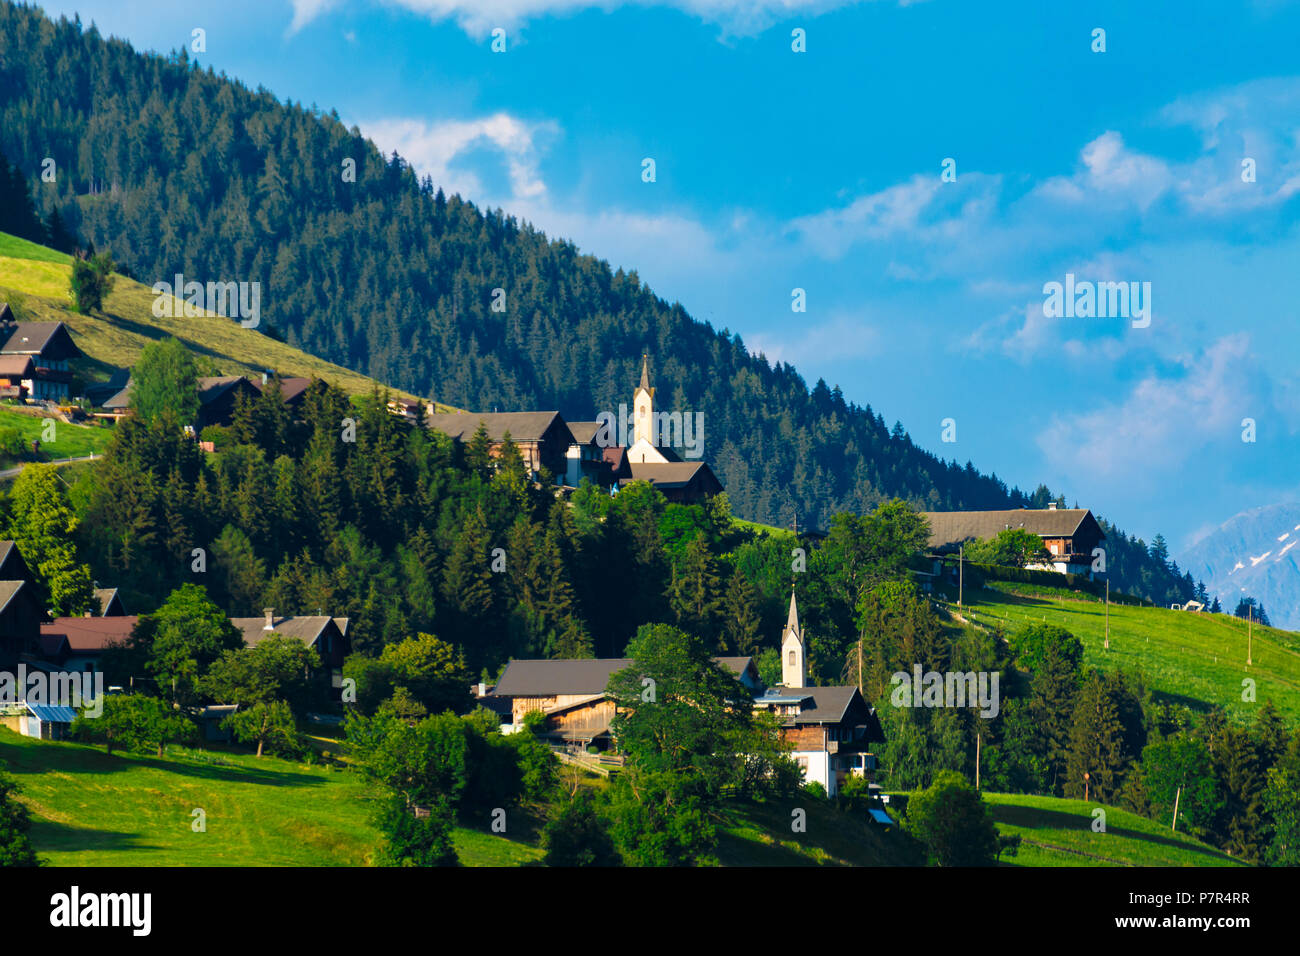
left=788, top=650, right=796, bottom=666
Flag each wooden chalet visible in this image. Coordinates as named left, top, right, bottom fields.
left=228, top=608, right=351, bottom=694
left=920, top=505, right=1106, bottom=577
left=425, top=411, right=576, bottom=481
left=490, top=656, right=761, bottom=750
left=0, top=311, right=84, bottom=401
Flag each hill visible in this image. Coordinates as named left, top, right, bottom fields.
left=0, top=230, right=441, bottom=405
left=1182, top=500, right=1300, bottom=631
left=938, top=577, right=1300, bottom=726
left=983, top=793, right=1246, bottom=867
left=0, top=2, right=1203, bottom=609
left=2, top=728, right=919, bottom=867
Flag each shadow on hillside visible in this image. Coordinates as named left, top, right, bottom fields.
left=101, top=311, right=244, bottom=366
left=29, top=817, right=160, bottom=856
left=990, top=803, right=1236, bottom=863
left=0, top=733, right=326, bottom=788
left=1148, top=688, right=1214, bottom=715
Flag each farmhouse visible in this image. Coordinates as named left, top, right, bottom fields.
left=490, top=655, right=762, bottom=749
left=425, top=410, right=576, bottom=481
left=920, top=505, right=1106, bottom=577
left=0, top=541, right=43, bottom=668
left=752, top=593, right=880, bottom=797
left=228, top=608, right=351, bottom=692
left=38, top=616, right=137, bottom=672
left=0, top=308, right=84, bottom=400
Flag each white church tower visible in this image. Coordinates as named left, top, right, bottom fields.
left=781, top=590, right=806, bottom=689
left=627, top=353, right=670, bottom=464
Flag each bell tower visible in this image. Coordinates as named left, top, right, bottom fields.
left=633, top=353, right=655, bottom=449
left=781, top=590, right=806, bottom=689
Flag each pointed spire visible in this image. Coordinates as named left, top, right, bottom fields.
left=639, top=353, right=651, bottom=392
left=785, top=590, right=800, bottom=639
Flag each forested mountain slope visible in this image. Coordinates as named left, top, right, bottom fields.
left=0, top=2, right=1194, bottom=604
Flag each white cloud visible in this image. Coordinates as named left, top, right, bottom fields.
left=746, top=311, right=881, bottom=365
left=361, top=113, right=558, bottom=200
left=288, top=0, right=882, bottom=38
left=1035, top=334, right=1256, bottom=484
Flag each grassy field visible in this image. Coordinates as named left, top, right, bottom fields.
left=0, top=405, right=114, bottom=463
left=984, top=792, right=1245, bottom=867
left=940, top=580, right=1300, bottom=726
left=0, top=729, right=542, bottom=867
left=716, top=793, right=916, bottom=866
left=0, top=230, right=456, bottom=407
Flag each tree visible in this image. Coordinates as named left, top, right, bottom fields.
left=965, top=528, right=1048, bottom=568
left=201, top=634, right=321, bottom=714
left=341, top=632, right=471, bottom=716
left=71, top=694, right=196, bottom=757
left=1140, top=736, right=1222, bottom=834
left=667, top=534, right=723, bottom=646
left=69, top=251, right=116, bottom=313
left=1064, top=671, right=1134, bottom=803
left=374, top=793, right=459, bottom=867
left=130, top=337, right=198, bottom=426
left=607, top=623, right=788, bottom=798
left=904, top=770, right=999, bottom=867
left=222, top=700, right=303, bottom=758
left=4, top=463, right=95, bottom=615
left=542, top=791, right=619, bottom=867
left=135, top=583, right=243, bottom=706
left=0, top=772, right=39, bottom=867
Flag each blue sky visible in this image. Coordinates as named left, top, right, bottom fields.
left=40, top=0, right=1300, bottom=563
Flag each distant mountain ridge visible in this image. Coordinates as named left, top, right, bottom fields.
left=1182, top=502, right=1300, bottom=630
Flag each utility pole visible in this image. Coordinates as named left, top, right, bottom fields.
left=1172, top=785, right=1182, bottom=832
left=958, top=544, right=964, bottom=609
left=975, top=732, right=981, bottom=791
left=1247, top=603, right=1253, bottom=666
left=1104, top=579, right=1110, bottom=651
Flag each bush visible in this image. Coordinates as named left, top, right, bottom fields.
left=375, top=795, right=458, bottom=867
left=542, top=791, right=619, bottom=867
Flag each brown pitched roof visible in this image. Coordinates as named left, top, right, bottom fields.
left=229, top=614, right=338, bottom=649
left=0, top=579, right=28, bottom=615
left=622, top=461, right=716, bottom=490
left=0, top=321, right=82, bottom=360
left=267, top=377, right=312, bottom=403
left=425, top=411, right=571, bottom=443
left=0, top=355, right=34, bottom=377
left=920, top=509, right=1102, bottom=548
left=41, top=616, right=139, bottom=653
left=567, top=421, right=604, bottom=445
left=492, top=656, right=754, bottom=698
left=773, top=685, right=864, bottom=724
left=198, top=376, right=256, bottom=405
left=95, top=588, right=126, bottom=616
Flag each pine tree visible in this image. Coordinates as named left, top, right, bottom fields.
left=722, top=567, right=761, bottom=655
left=1064, top=671, right=1129, bottom=803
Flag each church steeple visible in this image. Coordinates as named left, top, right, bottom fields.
left=633, top=353, right=656, bottom=449
left=781, top=590, right=806, bottom=689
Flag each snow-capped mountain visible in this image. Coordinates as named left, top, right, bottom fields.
left=1181, top=502, right=1300, bottom=631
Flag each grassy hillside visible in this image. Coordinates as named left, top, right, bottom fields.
left=0, top=729, right=546, bottom=867
left=0, top=231, right=451, bottom=406
left=939, top=579, right=1300, bottom=725
left=984, top=792, right=1246, bottom=867
left=0, top=405, right=113, bottom=464
left=2, top=727, right=919, bottom=867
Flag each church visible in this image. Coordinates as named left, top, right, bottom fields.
left=422, top=355, right=723, bottom=504
left=566, top=355, right=723, bottom=503
left=751, top=592, right=881, bottom=797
